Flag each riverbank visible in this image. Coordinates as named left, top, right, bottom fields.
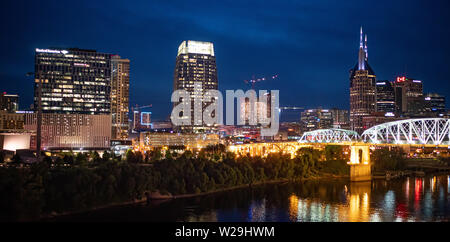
left=37, top=170, right=450, bottom=221
left=38, top=173, right=348, bottom=221
left=43, top=174, right=450, bottom=222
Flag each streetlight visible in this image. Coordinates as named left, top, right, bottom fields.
left=26, top=71, right=42, bottom=161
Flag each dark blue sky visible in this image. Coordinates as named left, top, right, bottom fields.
left=1, top=0, right=449, bottom=120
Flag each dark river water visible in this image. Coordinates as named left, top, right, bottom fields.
left=46, top=174, right=450, bottom=222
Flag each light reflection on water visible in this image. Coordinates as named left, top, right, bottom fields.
left=46, top=175, right=450, bottom=222
left=236, top=175, right=449, bottom=222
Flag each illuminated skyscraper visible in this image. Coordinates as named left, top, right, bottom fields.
left=111, top=55, right=130, bottom=140
left=349, top=28, right=376, bottom=133
left=34, top=48, right=111, bottom=114
left=33, top=48, right=113, bottom=150
left=173, top=40, right=218, bottom=133
left=376, top=81, right=395, bottom=113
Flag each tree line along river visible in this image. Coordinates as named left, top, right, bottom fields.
left=44, top=174, right=450, bottom=222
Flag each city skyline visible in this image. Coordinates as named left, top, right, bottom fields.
left=1, top=0, right=450, bottom=121
left=1, top=0, right=450, bottom=227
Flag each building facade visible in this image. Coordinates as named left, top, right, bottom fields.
left=350, top=28, right=376, bottom=133
left=140, top=132, right=220, bottom=148
left=424, top=93, right=446, bottom=116
left=300, top=108, right=333, bottom=132
left=362, top=112, right=403, bottom=130
left=330, top=108, right=350, bottom=130
left=0, top=93, right=19, bottom=113
left=173, top=40, right=218, bottom=133
left=132, top=110, right=152, bottom=132
left=0, top=111, right=24, bottom=131
left=393, top=76, right=424, bottom=116
left=24, top=113, right=111, bottom=150
left=376, top=80, right=395, bottom=113
left=34, top=48, right=111, bottom=114
left=111, top=55, right=130, bottom=140
left=240, top=100, right=270, bottom=125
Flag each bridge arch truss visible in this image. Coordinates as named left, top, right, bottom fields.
left=298, top=128, right=360, bottom=143
left=362, top=118, right=450, bottom=145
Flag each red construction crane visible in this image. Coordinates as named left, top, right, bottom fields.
left=244, top=74, right=279, bottom=89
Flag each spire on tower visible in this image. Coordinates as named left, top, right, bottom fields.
left=358, top=27, right=366, bottom=70
left=364, top=34, right=368, bottom=61
left=360, top=26, right=363, bottom=48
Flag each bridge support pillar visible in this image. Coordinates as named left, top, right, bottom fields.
left=348, top=145, right=371, bottom=182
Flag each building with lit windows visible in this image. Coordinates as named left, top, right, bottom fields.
left=111, top=55, right=130, bottom=140
left=140, top=132, right=220, bottom=148
left=33, top=48, right=114, bottom=151
left=240, top=101, right=269, bottom=125
left=24, top=113, right=111, bottom=151
left=330, top=108, right=350, bottom=130
left=140, top=112, right=152, bottom=131
left=376, top=81, right=395, bottom=113
left=424, top=93, right=446, bottom=116
left=132, top=110, right=140, bottom=132
left=349, top=28, right=376, bottom=134
left=0, top=111, right=24, bottom=131
left=0, top=111, right=31, bottom=153
left=34, top=48, right=111, bottom=114
left=300, top=108, right=333, bottom=132
left=0, top=92, right=19, bottom=113
left=362, top=112, right=403, bottom=130
left=132, top=110, right=152, bottom=132
left=393, top=76, right=424, bottom=116
left=173, top=40, right=218, bottom=133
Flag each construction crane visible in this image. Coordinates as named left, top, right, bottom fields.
left=132, top=104, right=152, bottom=113
left=244, top=74, right=279, bottom=89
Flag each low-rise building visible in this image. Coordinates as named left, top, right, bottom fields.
left=140, top=132, right=220, bottom=148
left=0, top=111, right=24, bottom=131
left=24, top=113, right=111, bottom=151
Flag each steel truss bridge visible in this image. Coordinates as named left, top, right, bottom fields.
left=229, top=118, right=450, bottom=158
left=361, top=118, right=450, bottom=145
left=299, top=129, right=360, bottom=143
left=298, top=118, right=450, bottom=146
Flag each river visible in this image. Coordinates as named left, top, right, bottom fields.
left=45, top=174, right=450, bottom=222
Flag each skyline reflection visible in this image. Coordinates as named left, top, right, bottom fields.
left=45, top=175, right=450, bottom=222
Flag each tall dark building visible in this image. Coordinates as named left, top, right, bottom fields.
left=376, top=81, right=395, bottom=113
left=34, top=48, right=111, bottom=114
left=331, top=108, right=350, bottom=130
left=349, top=28, right=376, bottom=133
left=173, top=40, right=218, bottom=133
left=424, top=93, right=446, bottom=116
left=0, top=92, right=19, bottom=113
left=111, top=55, right=130, bottom=140
left=393, top=76, right=424, bottom=116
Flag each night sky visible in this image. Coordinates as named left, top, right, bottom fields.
left=1, top=0, right=449, bottom=121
